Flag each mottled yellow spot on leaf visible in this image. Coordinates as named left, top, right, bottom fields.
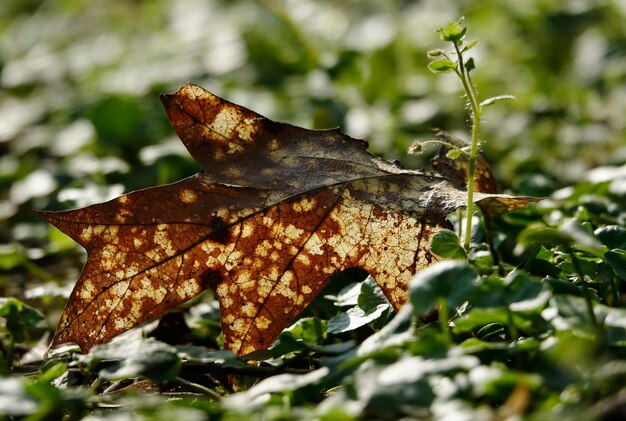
left=179, top=189, right=198, bottom=204
left=241, top=223, right=254, bottom=238
left=256, top=316, right=272, bottom=330
left=212, top=107, right=238, bottom=139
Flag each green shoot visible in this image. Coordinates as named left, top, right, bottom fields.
left=426, top=18, right=514, bottom=250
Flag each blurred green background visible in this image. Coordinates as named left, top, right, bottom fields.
left=1, top=0, right=625, bottom=299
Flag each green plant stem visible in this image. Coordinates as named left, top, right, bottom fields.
left=174, top=376, right=222, bottom=400
left=438, top=298, right=452, bottom=344
left=453, top=42, right=482, bottom=250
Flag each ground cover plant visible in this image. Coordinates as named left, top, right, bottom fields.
left=1, top=1, right=625, bottom=420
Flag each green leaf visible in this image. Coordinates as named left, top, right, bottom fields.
left=99, top=349, right=181, bottom=382
left=505, top=271, right=550, bottom=312
left=325, top=282, right=361, bottom=307
left=88, top=336, right=181, bottom=383
left=480, top=369, right=542, bottom=402
left=328, top=276, right=390, bottom=334
left=269, top=331, right=307, bottom=357
left=462, top=39, right=478, bottom=51
left=516, top=225, right=574, bottom=252
left=0, top=245, right=25, bottom=271
left=595, top=225, right=626, bottom=249
left=358, top=276, right=390, bottom=312
left=605, top=307, right=626, bottom=347
left=480, top=95, right=516, bottom=107
left=428, top=58, right=457, bottom=73
left=559, top=219, right=605, bottom=253
left=438, top=18, right=467, bottom=42
left=223, top=367, right=331, bottom=410
left=37, top=361, right=68, bottom=383
left=327, top=304, right=390, bottom=334
left=430, top=229, right=467, bottom=260
left=271, top=320, right=353, bottom=358
left=465, top=57, right=475, bottom=72
left=355, top=305, right=414, bottom=357
left=0, top=298, right=47, bottom=343
left=286, top=317, right=327, bottom=344
left=605, top=249, right=626, bottom=280
left=0, top=377, right=86, bottom=420
left=460, top=337, right=507, bottom=353
left=410, top=261, right=479, bottom=316
left=445, top=147, right=466, bottom=160
left=407, top=330, right=449, bottom=357
left=427, top=49, right=444, bottom=58
left=453, top=308, right=510, bottom=333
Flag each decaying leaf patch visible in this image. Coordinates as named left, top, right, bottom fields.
left=40, top=83, right=539, bottom=356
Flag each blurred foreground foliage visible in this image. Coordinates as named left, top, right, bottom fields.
left=1, top=0, right=625, bottom=419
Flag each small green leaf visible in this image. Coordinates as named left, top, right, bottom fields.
left=480, top=95, right=516, bottom=107
left=327, top=304, right=390, bottom=334
left=271, top=318, right=352, bottom=358
left=427, top=49, right=444, bottom=58
left=438, top=18, right=466, bottom=42
left=325, top=282, right=360, bottom=307
left=430, top=229, right=467, bottom=260
left=286, top=317, right=327, bottom=344
left=407, top=141, right=423, bottom=155
left=328, top=276, right=390, bottom=334
left=358, top=276, right=391, bottom=312
left=37, top=361, right=68, bottom=383
left=445, top=148, right=464, bottom=160
left=428, top=58, right=457, bottom=73
left=465, top=57, right=475, bottom=72
left=462, top=39, right=478, bottom=51
left=410, top=261, right=479, bottom=316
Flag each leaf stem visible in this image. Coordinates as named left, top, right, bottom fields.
left=453, top=41, right=482, bottom=250
left=437, top=297, right=452, bottom=344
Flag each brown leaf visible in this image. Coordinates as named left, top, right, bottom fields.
left=40, top=83, right=538, bottom=356
left=431, top=129, right=497, bottom=194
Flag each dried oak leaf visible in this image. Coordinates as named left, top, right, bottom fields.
left=431, top=129, right=497, bottom=195
left=40, top=83, right=539, bottom=356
